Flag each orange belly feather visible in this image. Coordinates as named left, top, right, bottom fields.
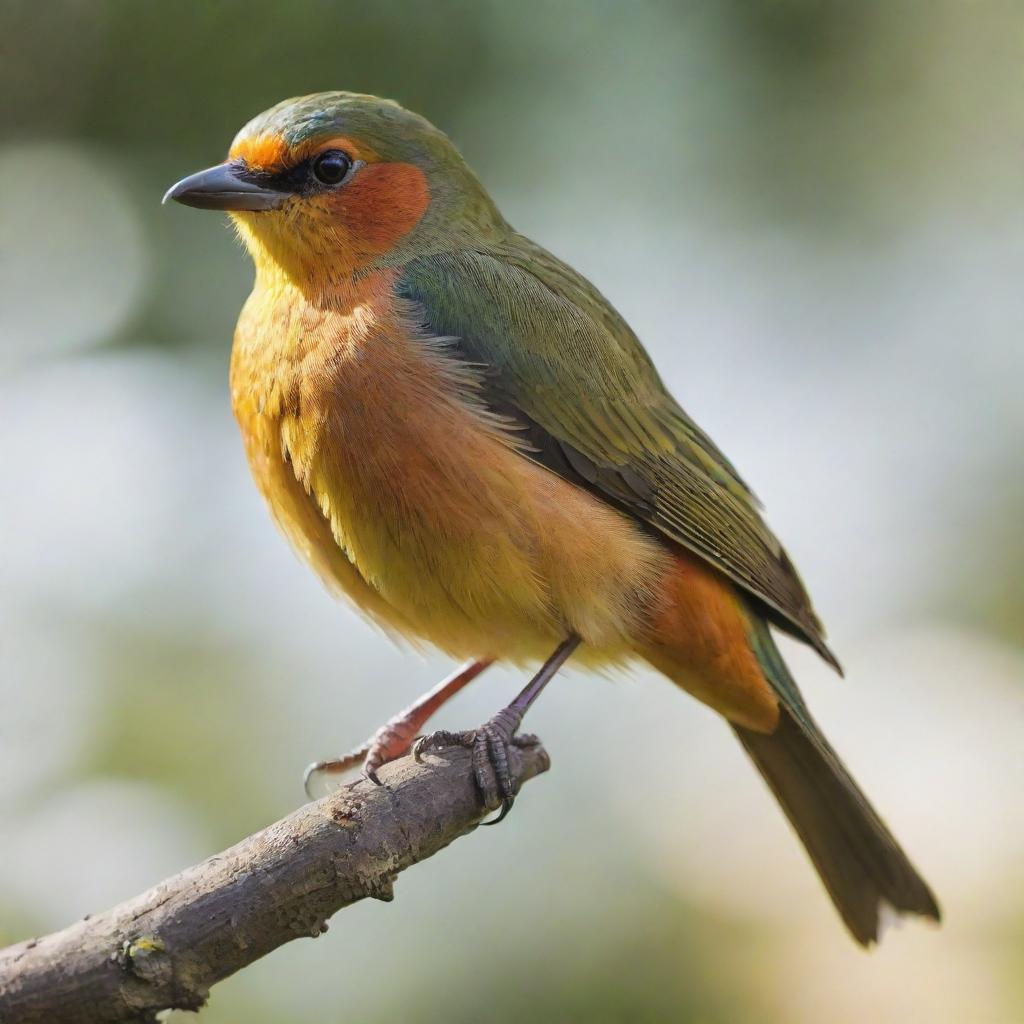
left=230, top=268, right=777, bottom=731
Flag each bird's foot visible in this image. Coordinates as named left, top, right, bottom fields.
left=304, top=715, right=422, bottom=798
left=413, top=707, right=540, bottom=824
left=302, top=660, right=495, bottom=799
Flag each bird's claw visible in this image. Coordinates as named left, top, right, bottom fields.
left=412, top=729, right=472, bottom=762
left=304, top=719, right=421, bottom=799
left=413, top=708, right=539, bottom=824
left=303, top=746, right=367, bottom=799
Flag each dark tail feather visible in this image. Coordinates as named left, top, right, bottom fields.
left=737, top=622, right=941, bottom=945
left=735, top=711, right=940, bottom=945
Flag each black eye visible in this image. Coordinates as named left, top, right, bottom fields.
left=311, top=150, right=352, bottom=186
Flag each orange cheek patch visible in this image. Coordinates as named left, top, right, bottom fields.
left=329, top=162, right=430, bottom=256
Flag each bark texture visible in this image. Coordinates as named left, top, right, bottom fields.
left=0, top=742, right=549, bottom=1023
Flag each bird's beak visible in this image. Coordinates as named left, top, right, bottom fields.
left=162, top=162, right=287, bottom=212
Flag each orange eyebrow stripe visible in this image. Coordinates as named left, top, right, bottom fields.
left=310, top=136, right=378, bottom=163
left=229, top=134, right=290, bottom=170
left=229, top=134, right=378, bottom=173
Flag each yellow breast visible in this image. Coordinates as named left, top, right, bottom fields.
left=229, top=269, right=670, bottom=664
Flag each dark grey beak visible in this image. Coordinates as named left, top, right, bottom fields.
left=162, top=163, right=286, bottom=212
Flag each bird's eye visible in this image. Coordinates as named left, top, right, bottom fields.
left=311, top=150, right=352, bottom=186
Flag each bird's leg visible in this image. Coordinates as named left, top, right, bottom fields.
left=414, top=635, right=580, bottom=824
left=303, top=658, right=493, bottom=797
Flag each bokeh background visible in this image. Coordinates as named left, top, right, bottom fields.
left=2, top=2, right=1022, bottom=1021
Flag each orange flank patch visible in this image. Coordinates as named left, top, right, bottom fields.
left=328, top=162, right=430, bottom=257
left=640, top=551, right=780, bottom=733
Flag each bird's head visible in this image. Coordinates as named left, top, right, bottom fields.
left=164, top=92, right=506, bottom=289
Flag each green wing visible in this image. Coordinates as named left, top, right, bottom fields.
left=398, top=239, right=839, bottom=670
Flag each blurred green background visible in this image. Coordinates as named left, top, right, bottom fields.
left=2, top=2, right=1022, bottom=1021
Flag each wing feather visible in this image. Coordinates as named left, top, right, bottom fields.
left=398, top=242, right=839, bottom=670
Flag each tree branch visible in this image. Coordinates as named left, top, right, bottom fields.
left=0, top=741, right=550, bottom=1023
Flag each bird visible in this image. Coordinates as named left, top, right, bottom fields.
left=164, top=91, right=940, bottom=946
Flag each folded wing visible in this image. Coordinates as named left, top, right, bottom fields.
left=398, top=240, right=839, bottom=670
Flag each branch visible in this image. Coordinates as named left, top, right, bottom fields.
left=0, top=741, right=550, bottom=1023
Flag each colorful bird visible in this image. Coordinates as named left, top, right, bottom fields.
left=165, top=92, right=940, bottom=946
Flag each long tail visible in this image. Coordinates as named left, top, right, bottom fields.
left=737, top=617, right=941, bottom=946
